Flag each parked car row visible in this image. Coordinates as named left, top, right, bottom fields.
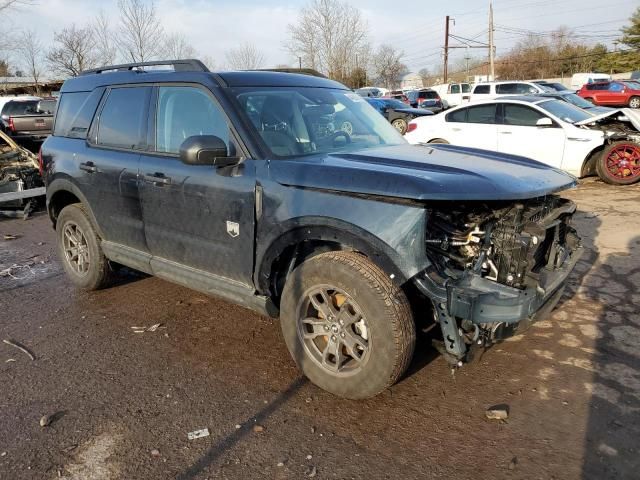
left=405, top=96, right=640, bottom=185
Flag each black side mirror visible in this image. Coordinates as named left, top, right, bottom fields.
left=179, top=135, right=239, bottom=167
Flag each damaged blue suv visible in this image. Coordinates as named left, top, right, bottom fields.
left=41, top=60, right=582, bottom=399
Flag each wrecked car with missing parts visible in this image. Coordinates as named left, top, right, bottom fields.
left=41, top=60, right=583, bottom=399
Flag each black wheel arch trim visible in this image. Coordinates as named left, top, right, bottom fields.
left=255, top=217, right=411, bottom=297
left=46, top=177, right=105, bottom=238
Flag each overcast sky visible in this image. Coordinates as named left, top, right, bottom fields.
left=6, top=0, right=639, bottom=74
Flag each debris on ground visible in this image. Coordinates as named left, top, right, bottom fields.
left=253, top=425, right=264, bottom=433
left=3, top=234, right=18, bottom=240
left=2, top=339, right=36, bottom=361
left=485, top=404, right=509, bottom=420
left=509, top=457, right=518, bottom=470
left=40, top=414, right=54, bottom=427
left=306, top=454, right=312, bottom=460
left=150, top=449, right=161, bottom=457
left=187, top=428, right=210, bottom=440
left=131, top=324, right=163, bottom=333
left=276, top=462, right=285, bottom=467
left=235, top=424, right=241, bottom=429
left=306, top=465, right=317, bottom=477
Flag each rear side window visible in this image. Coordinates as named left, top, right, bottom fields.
left=461, top=84, right=471, bottom=93
left=97, top=87, right=150, bottom=149
left=608, top=82, right=624, bottom=92
left=53, top=91, right=104, bottom=138
left=496, top=83, right=519, bottom=94
left=473, top=85, right=490, bottom=94
left=446, top=108, right=467, bottom=122
left=450, top=84, right=461, bottom=94
left=467, top=104, right=496, bottom=124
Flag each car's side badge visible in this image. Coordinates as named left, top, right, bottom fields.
left=226, top=221, right=240, bottom=238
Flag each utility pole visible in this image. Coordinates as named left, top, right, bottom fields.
left=444, top=15, right=450, bottom=82
left=489, top=2, right=495, bottom=81
left=299, top=56, right=302, bottom=69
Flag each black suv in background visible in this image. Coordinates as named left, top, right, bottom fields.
left=42, top=60, right=582, bottom=399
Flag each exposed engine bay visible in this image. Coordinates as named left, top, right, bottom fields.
left=576, top=107, right=640, bottom=144
left=422, top=195, right=582, bottom=365
left=0, top=131, right=43, bottom=215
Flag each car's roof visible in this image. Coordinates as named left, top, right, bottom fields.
left=61, top=69, right=348, bottom=93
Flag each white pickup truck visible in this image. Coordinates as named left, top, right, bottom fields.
left=430, top=83, right=471, bottom=109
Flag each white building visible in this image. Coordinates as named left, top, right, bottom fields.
left=400, top=72, right=423, bottom=90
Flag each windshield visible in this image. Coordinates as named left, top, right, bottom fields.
left=538, top=99, right=593, bottom=123
left=561, top=93, right=595, bottom=109
left=232, top=87, right=405, bottom=158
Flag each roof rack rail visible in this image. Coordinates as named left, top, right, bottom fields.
left=252, top=68, right=327, bottom=78
left=80, top=59, right=209, bottom=76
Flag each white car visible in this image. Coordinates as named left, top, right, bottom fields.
left=468, top=81, right=552, bottom=102
left=404, top=96, right=640, bottom=185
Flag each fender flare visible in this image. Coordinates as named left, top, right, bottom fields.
left=255, top=216, right=412, bottom=296
left=46, top=177, right=104, bottom=238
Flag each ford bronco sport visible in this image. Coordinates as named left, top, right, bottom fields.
left=41, top=60, right=582, bottom=399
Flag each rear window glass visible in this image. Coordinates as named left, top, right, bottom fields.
left=38, top=100, right=56, bottom=114
left=473, top=85, right=490, bottom=94
left=97, top=87, right=150, bottom=149
left=419, top=90, right=438, bottom=99
left=2, top=101, right=39, bottom=116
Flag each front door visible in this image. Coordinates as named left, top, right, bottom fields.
left=497, top=103, right=566, bottom=168
left=138, top=85, right=256, bottom=286
left=445, top=103, right=498, bottom=150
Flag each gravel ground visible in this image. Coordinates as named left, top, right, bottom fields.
left=0, top=179, right=639, bottom=480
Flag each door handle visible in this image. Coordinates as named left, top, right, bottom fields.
left=79, top=162, right=97, bottom=173
left=452, top=127, right=462, bottom=131
left=143, top=173, right=172, bottom=185
left=499, top=131, right=512, bottom=134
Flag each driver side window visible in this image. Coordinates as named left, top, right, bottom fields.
left=155, top=86, right=229, bottom=154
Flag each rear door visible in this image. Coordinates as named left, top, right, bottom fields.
left=444, top=103, right=498, bottom=150
left=603, top=82, right=627, bottom=106
left=138, top=84, right=256, bottom=286
left=85, top=86, right=151, bottom=252
left=496, top=103, right=565, bottom=167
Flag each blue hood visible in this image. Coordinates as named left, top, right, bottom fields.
left=269, top=144, right=576, bottom=201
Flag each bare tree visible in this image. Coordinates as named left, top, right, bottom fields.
left=201, top=55, right=216, bottom=71
left=286, top=0, right=369, bottom=82
left=162, top=33, right=196, bottom=59
left=372, top=44, right=407, bottom=90
left=117, top=0, right=164, bottom=62
left=47, top=25, right=98, bottom=77
left=225, top=42, right=265, bottom=70
left=16, top=30, right=43, bottom=93
left=0, top=0, right=35, bottom=13
left=93, top=10, right=117, bottom=66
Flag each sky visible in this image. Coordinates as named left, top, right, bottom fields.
left=5, top=0, right=639, bottom=75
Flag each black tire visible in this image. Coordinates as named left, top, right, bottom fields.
left=595, top=142, right=640, bottom=185
left=56, top=203, right=113, bottom=290
left=280, top=251, right=415, bottom=399
left=391, top=118, right=408, bottom=135
left=429, top=138, right=450, bottom=144
left=629, top=96, right=640, bottom=109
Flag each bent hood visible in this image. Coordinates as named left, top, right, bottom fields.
left=575, top=107, right=640, bottom=131
left=269, top=144, right=577, bottom=201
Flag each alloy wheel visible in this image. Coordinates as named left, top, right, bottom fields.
left=297, top=286, right=371, bottom=376
left=605, top=144, right=640, bottom=182
left=62, top=221, right=90, bottom=276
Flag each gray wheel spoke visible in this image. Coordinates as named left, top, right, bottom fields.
left=341, top=329, right=368, bottom=362
left=337, top=301, right=362, bottom=326
left=302, top=318, right=327, bottom=340
left=309, top=289, right=338, bottom=319
left=321, top=339, right=342, bottom=372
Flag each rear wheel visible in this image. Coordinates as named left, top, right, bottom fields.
left=56, top=204, right=113, bottom=290
left=629, top=96, right=640, bottom=109
left=596, top=142, right=640, bottom=185
left=391, top=118, right=408, bottom=135
left=280, top=251, right=415, bottom=399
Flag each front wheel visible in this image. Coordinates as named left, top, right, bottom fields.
left=280, top=251, right=415, bottom=399
left=596, top=142, right=640, bottom=185
left=391, top=118, right=408, bottom=135
left=629, top=96, right=640, bottom=109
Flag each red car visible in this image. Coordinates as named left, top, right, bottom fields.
left=577, top=80, right=640, bottom=109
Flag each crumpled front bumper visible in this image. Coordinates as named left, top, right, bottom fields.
left=414, top=243, right=583, bottom=329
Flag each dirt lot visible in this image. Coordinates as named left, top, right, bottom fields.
left=0, top=179, right=639, bottom=480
